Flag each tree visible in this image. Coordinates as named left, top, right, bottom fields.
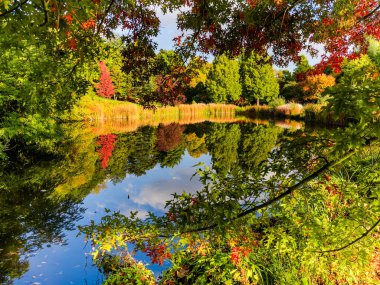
left=325, top=52, right=380, bottom=126
left=186, top=58, right=212, bottom=103
left=302, top=74, right=336, bottom=102
left=240, top=52, right=279, bottom=105
left=206, top=55, right=242, bottom=103
left=96, top=61, right=116, bottom=99
left=175, top=0, right=380, bottom=68
left=294, top=55, right=312, bottom=82
left=150, top=50, right=192, bottom=105
left=103, top=40, right=133, bottom=101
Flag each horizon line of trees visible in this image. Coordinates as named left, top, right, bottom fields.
left=93, top=38, right=379, bottom=108
left=93, top=42, right=280, bottom=107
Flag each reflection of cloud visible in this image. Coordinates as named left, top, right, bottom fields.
left=95, top=202, right=105, bottom=210
left=123, top=209, right=149, bottom=219
left=111, top=200, right=150, bottom=219
left=123, top=183, right=134, bottom=193
left=131, top=173, right=202, bottom=210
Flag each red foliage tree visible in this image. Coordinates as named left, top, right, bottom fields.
left=156, top=123, right=185, bottom=152
left=97, top=134, right=117, bottom=169
left=96, top=61, right=116, bottom=99
left=155, top=66, right=190, bottom=106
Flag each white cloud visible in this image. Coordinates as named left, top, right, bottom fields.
left=131, top=171, right=202, bottom=210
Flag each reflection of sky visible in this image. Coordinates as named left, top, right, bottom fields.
left=15, top=151, right=211, bottom=285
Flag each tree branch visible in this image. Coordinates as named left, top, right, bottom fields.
left=96, top=0, right=116, bottom=36
left=39, top=0, right=48, bottom=26
left=315, top=218, right=380, bottom=253
left=361, top=4, right=380, bottom=22
left=0, top=0, right=28, bottom=17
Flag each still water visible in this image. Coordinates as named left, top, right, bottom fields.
left=1, top=120, right=378, bottom=284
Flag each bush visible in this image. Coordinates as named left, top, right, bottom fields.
left=268, top=97, right=286, bottom=109
left=276, top=103, right=303, bottom=116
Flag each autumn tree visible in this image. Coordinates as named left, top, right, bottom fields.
left=97, top=134, right=118, bottom=169
left=149, top=50, right=192, bottom=105
left=206, top=55, right=242, bottom=103
left=302, top=74, right=336, bottom=102
left=325, top=44, right=380, bottom=124
left=175, top=0, right=380, bottom=69
left=96, top=61, right=116, bottom=99
left=240, top=52, right=279, bottom=106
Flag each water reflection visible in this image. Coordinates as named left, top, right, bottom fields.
left=1, top=120, right=378, bottom=284
left=83, top=123, right=380, bottom=284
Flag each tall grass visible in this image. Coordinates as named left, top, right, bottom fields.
left=77, top=95, right=237, bottom=122
left=67, top=95, right=340, bottom=126
left=238, top=103, right=304, bottom=118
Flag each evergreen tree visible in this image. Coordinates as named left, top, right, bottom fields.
left=240, top=52, right=279, bottom=105
left=205, top=55, right=242, bottom=103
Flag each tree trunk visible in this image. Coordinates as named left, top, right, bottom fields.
left=257, top=98, right=260, bottom=106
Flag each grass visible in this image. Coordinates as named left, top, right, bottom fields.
left=64, top=95, right=345, bottom=127
left=72, top=95, right=238, bottom=122
left=237, top=103, right=305, bottom=118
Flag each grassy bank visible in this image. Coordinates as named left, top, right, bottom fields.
left=237, top=103, right=348, bottom=126
left=66, top=95, right=237, bottom=122
left=64, top=95, right=344, bottom=126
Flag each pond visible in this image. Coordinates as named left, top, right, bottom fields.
left=1, top=120, right=379, bottom=284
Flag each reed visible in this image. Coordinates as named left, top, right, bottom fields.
left=71, top=95, right=342, bottom=126
left=78, top=96, right=237, bottom=122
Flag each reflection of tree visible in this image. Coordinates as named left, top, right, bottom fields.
left=82, top=128, right=380, bottom=284
left=107, top=126, right=159, bottom=178
left=206, top=123, right=241, bottom=174
left=238, top=124, right=280, bottom=173
left=97, top=134, right=118, bottom=169
left=184, top=133, right=208, bottom=158
left=155, top=123, right=184, bottom=152
left=155, top=123, right=186, bottom=168
left=0, top=157, right=85, bottom=284
left=158, top=143, right=185, bottom=168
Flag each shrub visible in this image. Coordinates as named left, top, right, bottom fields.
left=268, top=97, right=286, bottom=109
left=276, top=103, right=303, bottom=116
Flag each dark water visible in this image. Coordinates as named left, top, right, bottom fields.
left=1, top=121, right=378, bottom=284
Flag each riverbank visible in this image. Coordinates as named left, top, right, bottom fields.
left=64, top=95, right=344, bottom=126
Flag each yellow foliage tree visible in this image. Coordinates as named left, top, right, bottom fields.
left=302, top=74, right=335, bottom=101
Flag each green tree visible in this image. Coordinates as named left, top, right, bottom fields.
left=103, top=40, right=133, bottom=101
left=325, top=43, right=380, bottom=132
left=240, top=52, right=280, bottom=105
left=238, top=124, right=280, bottom=173
left=205, top=55, right=242, bottom=103
left=206, top=123, right=241, bottom=174
left=294, top=55, right=312, bottom=81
